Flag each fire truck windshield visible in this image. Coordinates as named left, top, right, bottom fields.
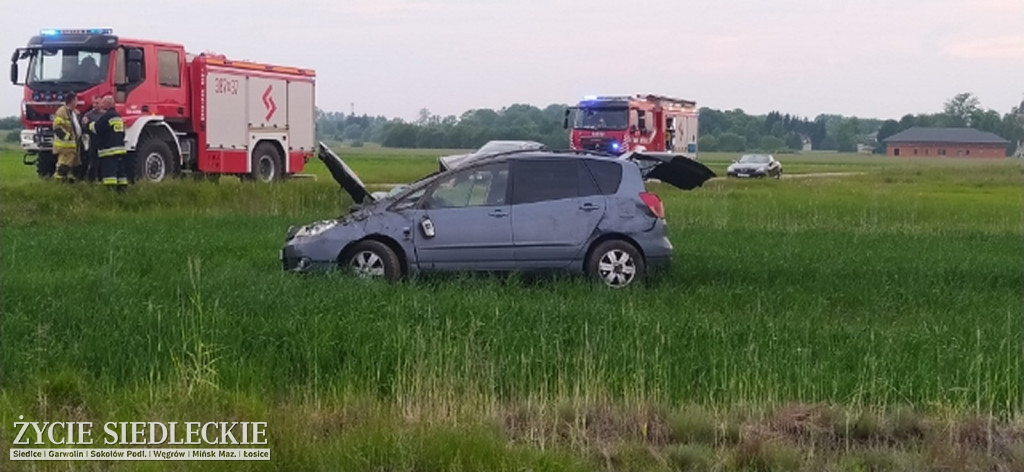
left=26, top=48, right=109, bottom=88
left=574, top=108, right=628, bottom=130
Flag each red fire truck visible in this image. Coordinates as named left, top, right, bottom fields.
left=564, top=94, right=699, bottom=158
left=9, top=28, right=316, bottom=182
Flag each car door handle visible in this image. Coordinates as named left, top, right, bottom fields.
left=579, top=203, right=600, bottom=211
left=488, top=209, right=509, bottom=218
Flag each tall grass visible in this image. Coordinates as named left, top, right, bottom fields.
left=0, top=150, right=1021, bottom=469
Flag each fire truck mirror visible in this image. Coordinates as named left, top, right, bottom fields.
left=127, top=62, right=143, bottom=83
left=637, top=111, right=647, bottom=132
left=10, top=62, right=18, bottom=85
left=127, top=48, right=144, bottom=62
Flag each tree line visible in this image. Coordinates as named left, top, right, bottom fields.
left=314, top=92, right=1021, bottom=155
left=3, top=93, right=1020, bottom=154
left=696, top=110, right=886, bottom=153
left=315, top=104, right=571, bottom=149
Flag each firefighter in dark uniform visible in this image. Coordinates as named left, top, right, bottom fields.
left=88, top=95, right=128, bottom=191
left=79, top=96, right=104, bottom=182
left=52, top=93, right=81, bottom=182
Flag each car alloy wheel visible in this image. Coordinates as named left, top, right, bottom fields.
left=598, top=249, right=637, bottom=287
left=350, top=250, right=386, bottom=278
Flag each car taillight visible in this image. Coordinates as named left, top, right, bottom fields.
left=639, top=192, right=665, bottom=219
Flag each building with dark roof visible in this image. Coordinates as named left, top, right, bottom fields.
left=882, top=127, right=1010, bottom=158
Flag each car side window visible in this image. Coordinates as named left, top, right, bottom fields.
left=582, top=160, right=622, bottom=195
left=578, top=161, right=600, bottom=197
left=426, top=163, right=509, bottom=209
left=511, top=160, right=579, bottom=204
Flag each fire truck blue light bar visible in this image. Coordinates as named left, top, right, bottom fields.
left=40, top=28, right=114, bottom=36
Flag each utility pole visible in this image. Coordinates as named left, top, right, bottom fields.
left=1015, top=96, right=1024, bottom=158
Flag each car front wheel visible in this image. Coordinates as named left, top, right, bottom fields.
left=586, top=240, right=646, bottom=288
left=343, top=240, right=402, bottom=281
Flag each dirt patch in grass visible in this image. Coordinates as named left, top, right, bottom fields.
left=496, top=402, right=1024, bottom=471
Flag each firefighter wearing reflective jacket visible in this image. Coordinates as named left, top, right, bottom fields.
left=52, top=93, right=81, bottom=182
left=79, top=96, right=104, bottom=182
left=88, top=95, right=128, bottom=190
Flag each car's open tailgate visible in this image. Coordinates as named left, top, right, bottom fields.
left=622, top=151, right=716, bottom=190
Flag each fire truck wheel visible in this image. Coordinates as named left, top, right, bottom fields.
left=136, top=138, right=180, bottom=183
left=249, top=143, right=282, bottom=183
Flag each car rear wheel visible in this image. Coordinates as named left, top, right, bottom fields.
left=343, top=240, right=402, bottom=281
left=586, top=240, right=645, bottom=288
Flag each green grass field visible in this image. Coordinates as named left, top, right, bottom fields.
left=1, top=145, right=1022, bottom=470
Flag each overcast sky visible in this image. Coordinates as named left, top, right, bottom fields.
left=3, top=0, right=1022, bottom=122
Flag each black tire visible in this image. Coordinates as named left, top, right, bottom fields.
left=247, top=143, right=282, bottom=183
left=136, top=138, right=180, bottom=183
left=585, top=239, right=645, bottom=288
left=36, top=151, right=56, bottom=179
left=342, top=240, right=402, bottom=281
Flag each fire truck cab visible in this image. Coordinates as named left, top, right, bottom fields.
left=10, top=28, right=316, bottom=182
left=564, top=94, right=699, bottom=158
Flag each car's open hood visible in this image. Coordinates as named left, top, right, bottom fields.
left=317, top=142, right=375, bottom=205
left=621, top=151, right=716, bottom=190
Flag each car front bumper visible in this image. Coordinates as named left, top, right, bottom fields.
left=727, top=170, right=769, bottom=178
left=280, top=244, right=338, bottom=272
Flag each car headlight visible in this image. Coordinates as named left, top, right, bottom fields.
left=758, top=166, right=768, bottom=173
left=294, top=220, right=337, bottom=238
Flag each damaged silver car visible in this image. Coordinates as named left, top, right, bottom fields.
left=280, top=143, right=715, bottom=287
left=437, top=140, right=546, bottom=171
